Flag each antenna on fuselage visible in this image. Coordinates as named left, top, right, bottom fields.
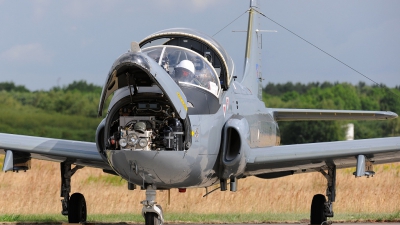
left=130, top=42, right=141, bottom=53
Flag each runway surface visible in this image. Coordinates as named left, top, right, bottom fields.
left=168, top=222, right=400, bottom=225
left=1, top=223, right=400, bottom=225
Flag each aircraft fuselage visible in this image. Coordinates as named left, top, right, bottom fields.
left=101, top=78, right=280, bottom=189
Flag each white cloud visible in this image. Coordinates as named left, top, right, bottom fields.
left=0, top=43, right=54, bottom=64
left=31, top=0, right=51, bottom=21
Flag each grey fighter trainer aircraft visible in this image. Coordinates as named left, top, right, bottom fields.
left=1, top=1, right=400, bottom=224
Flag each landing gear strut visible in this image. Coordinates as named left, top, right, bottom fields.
left=60, top=162, right=86, bottom=223
left=141, top=185, right=164, bottom=225
left=311, top=164, right=336, bottom=224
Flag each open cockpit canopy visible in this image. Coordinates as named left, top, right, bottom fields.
left=98, top=28, right=233, bottom=117
left=140, top=28, right=234, bottom=90
left=142, top=45, right=221, bottom=96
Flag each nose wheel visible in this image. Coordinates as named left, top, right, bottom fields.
left=141, top=185, right=164, bottom=225
left=145, top=212, right=162, bottom=225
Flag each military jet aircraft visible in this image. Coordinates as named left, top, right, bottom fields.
left=1, top=0, right=399, bottom=224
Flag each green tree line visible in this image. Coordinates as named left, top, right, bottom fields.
left=0, top=80, right=399, bottom=144
left=0, top=81, right=103, bottom=142
left=0, top=80, right=102, bottom=118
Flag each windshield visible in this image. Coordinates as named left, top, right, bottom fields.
left=143, top=46, right=221, bottom=96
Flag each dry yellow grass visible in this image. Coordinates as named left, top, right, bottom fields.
left=0, top=159, right=399, bottom=215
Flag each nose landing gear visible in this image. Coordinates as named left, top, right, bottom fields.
left=141, top=185, right=164, bottom=225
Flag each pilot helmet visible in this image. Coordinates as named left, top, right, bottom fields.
left=175, top=60, right=195, bottom=80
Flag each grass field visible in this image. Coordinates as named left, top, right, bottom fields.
left=0, top=158, right=399, bottom=222
left=0, top=212, right=400, bottom=223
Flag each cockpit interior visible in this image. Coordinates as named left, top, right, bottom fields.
left=143, top=45, right=221, bottom=96
left=139, top=28, right=235, bottom=92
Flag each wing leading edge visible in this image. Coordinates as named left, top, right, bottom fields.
left=0, top=133, right=110, bottom=170
left=244, top=136, right=400, bottom=176
left=272, top=108, right=398, bottom=121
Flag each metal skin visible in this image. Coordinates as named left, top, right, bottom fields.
left=1, top=0, right=400, bottom=224
left=102, top=83, right=279, bottom=188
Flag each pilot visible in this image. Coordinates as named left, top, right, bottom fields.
left=174, top=60, right=196, bottom=83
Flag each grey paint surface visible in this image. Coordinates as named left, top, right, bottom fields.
left=272, top=108, right=398, bottom=121
left=0, top=133, right=110, bottom=169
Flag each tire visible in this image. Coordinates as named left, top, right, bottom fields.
left=145, top=212, right=160, bottom=225
left=310, top=194, right=326, bottom=224
left=68, top=192, right=87, bottom=223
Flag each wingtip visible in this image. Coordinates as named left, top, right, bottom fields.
left=389, top=111, right=398, bottom=119
left=382, top=111, right=398, bottom=119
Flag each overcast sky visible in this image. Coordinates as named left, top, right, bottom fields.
left=0, top=0, right=399, bottom=91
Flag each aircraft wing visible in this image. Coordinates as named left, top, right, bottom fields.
left=271, top=108, right=398, bottom=121
left=0, top=133, right=111, bottom=170
left=244, top=136, right=400, bottom=177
